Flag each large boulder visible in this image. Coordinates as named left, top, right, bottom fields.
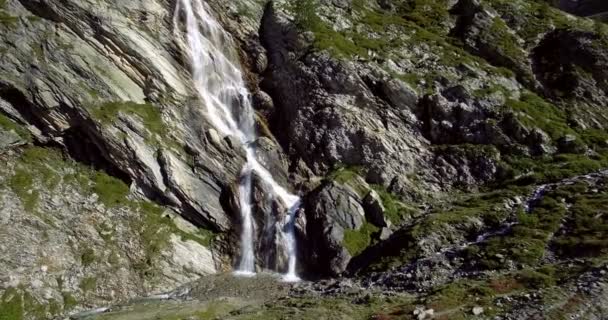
left=303, top=182, right=366, bottom=276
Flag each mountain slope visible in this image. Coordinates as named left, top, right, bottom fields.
left=0, top=0, right=607, bottom=319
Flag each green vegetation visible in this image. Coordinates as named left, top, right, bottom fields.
left=420, top=265, right=561, bottom=318
left=22, top=291, right=49, bottom=319
left=327, top=166, right=419, bottom=226
left=92, top=101, right=164, bottom=133
left=92, top=172, right=130, bottom=208
left=61, top=292, right=78, bottom=311
left=484, top=0, right=587, bottom=47
left=466, top=194, right=565, bottom=269
left=80, top=248, right=96, bottom=267
left=396, top=0, right=451, bottom=34
left=0, top=10, right=18, bottom=28
left=502, top=153, right=608, bottom=186
left=551, top=182, right=608, bottom=258
left=413, top=188, right=524, bottom=239
left=342, top=222, right=379, bottom=256
left=361, top=187, right=528, bottom=273
left=464, top=180, right=608, bottom=270
left=5, top=145, right=214, bottom=284
left=492, top=90, right=608, bottom=187
left=426, top=281, right=495, bottom=313
left=506, top=92, right=574, bottom=140
left=133, top=201, right=215, bottom=277
left=327, top=166, right=369, bottom=196
left=90, top=101, right=166, bottom=140
left=371, top=187, right=418, bottom=225
left=0, top=113, right=31, bottom=141
left=8, top=168, right=38, bottom=212
left=7, top=147, right=66, bottom=212
left=0, top=288, right=23, bottom=320
left=79, top=277, right=97, bottom=293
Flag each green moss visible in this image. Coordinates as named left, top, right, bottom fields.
left=92, top=172, right=130, bottom=208
left=328, top=166, right=362, bottom=185
left=90, top=101, right=166, bottom=136
left=426, top=281, right=495, bottom=312
left=79, top=277, right=97, bottom=293
left=506, top=92, right=574, bottom=140
left=132, top=202, right=216, bottom=277
left=396, top=0, right=451, bottom=35
left=8, top=169, right=38, bottom=212
left=0, top=10, right=18, bottom=27
left=61, top=292, right=77, bottom=311
left=47, top=299, right=61, bottom=316
left=80, top=248, right=96, bottom=267
left=488, top=17, right=527, bottom=61
left=502, top=153, right=608, bottom=186
left=466, top=185, right=570, bottom=269
left=8, top=147, right=214, bottom=281
left=342, top=222, right=379, bottom=256
left=517, top=267, right=556, bottom=289
left=551, top=183, right=608, bottom=258
left=413, top=188, right=523, bottom=239
left=0, top=113, right=31, bottom=141
left=484, top=0, right=586, bottom=47
left=327, top=166, right=369, bottom=197
left=0, top=288, right=23, bottom=320
left=4, top=147, right=65, bottom=213
left=22, top=291, right=47, bottom=319
left=371, top=187, right=418, bottom=225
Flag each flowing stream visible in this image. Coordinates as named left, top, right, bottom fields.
left=173, top=0, right=301, bottom=281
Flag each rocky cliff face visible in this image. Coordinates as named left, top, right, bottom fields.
left=1, top=0, right=608, bottom=319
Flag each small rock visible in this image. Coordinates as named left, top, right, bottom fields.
left=473, top=306, right=484, bottom=315
left=363, top=190, right=389, bottom=228
left=379, top=227, right=392, bottom=241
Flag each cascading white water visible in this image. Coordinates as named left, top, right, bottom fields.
left=174, top=0, right=301, bottom=281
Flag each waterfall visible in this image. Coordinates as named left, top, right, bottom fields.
left=174, top=0, right=301, bottom=281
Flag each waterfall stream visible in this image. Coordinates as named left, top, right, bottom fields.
left=174, top=0, right=301, bottom=281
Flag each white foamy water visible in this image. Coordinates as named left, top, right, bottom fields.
left=174, top=0, right=301, bottom=281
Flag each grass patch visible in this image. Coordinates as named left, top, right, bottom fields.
left=8, top=169, right=38, bottom=212
left=0, top=113, right=31, bottom=141
left=80, top=248, right=96, bottom=267
left=90, top=101, right=167, bottom=144
left=505, top=92, right=574, bottom=141
left=7, top=146, right=215, bottom=281
left=343, top=222, right=379, bottom=256
left=79, top=277, right=97, bottom=293
left=92, top=172, right=130, bottom=208
left=0, top=11, right=18, bottom=27
left=327, top=166, right=369, bottom=197
left=465, top=186, right=568, bottom=269
left=0, top=288, right=23, bottom=320
left=551, top=182, right=608, bottom=258
left=501, top=153, right=608, bottom=186
left=91, top=101, right=164, bottom=132
left=61, top=292, right=77, bottom=311
left=371, top=187, right=418, bottom=225
left=133, top=202, right=215, bottom=277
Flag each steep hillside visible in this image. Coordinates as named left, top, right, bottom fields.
left=0, top=0, right=607, bottom=319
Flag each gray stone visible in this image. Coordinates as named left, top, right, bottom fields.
left=303, top=182, right=366, bottom=275
left=362, top=190, right=389, bottom=228
left=381, top=79, right=419, bottom=111
left=473, top=306, right=484, bottom=315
